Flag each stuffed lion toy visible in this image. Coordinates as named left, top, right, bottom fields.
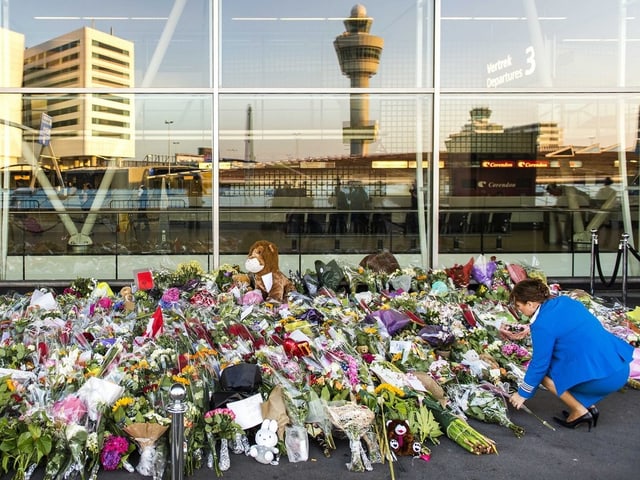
left=245, top=240, right=295, bottom=303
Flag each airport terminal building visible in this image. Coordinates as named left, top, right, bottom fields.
left=1, top=1, right=640, bottom=283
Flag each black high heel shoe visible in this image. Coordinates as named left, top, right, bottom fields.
left=562, top=406, right=599, bottom=427
left=554, top=411, right=593, bottom=431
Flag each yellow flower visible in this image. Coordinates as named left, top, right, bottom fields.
left=172, top=375, right=190, bottom=386
left=84, top=367, right=101, bottom=378
left=6, top=378, right=16, bottom=392
left=112, top=396, right=135, bottom=412
left=391, top=352, right=402, bottom=363
left=374, top=382, right=405, bottom=397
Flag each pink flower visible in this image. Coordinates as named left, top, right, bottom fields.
left=242, top=289, right=263, bottom=305
left=97, top=296, right=113, bottom=309
left=52, top=395, right=87, bottom=423
left=162, top=287, right=181, bottom=304
left=100, top=435, right=130, bottom=470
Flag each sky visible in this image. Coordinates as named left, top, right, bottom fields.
left=3, top=0, right=640, bottom=161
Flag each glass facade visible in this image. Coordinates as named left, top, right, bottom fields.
left=1, top=0, right=639, bottom=282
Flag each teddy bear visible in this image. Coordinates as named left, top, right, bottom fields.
left=244, top=240, right=295, bottom=303
left=249, top=419, right=280, bottom=465
left=359, top=251, right=400, bottom=274
left=119, top=286, right=135, bottom=312
left=386, top=419, right=422, bottom=457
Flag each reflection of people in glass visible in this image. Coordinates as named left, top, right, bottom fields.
left=349, top=183, right=370, bottom=234
left=137, top=184, right=150, bottom=231
left=593, top=177, right=619, bottom=231
left=404, top=183, right=418, bottom=234
left=546, top=183, right=590, bottom=245
left=595, top=177, right=617, bottom=205
left=329, top=183, right=349, bottom=234
left=81, top=183, right=92, bottom=210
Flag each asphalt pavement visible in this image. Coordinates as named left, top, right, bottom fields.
left=82, top=385, right=638, bottom=480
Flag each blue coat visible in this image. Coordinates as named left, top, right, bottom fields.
left=518, top=295, right=633, bottom=399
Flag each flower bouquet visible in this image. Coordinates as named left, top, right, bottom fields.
left=325, top=402, right=375, bottom=472
left=123, top=422, right=169, bottom=477
left=99, top=434, right=134, bottom=472
left=447, top=383, right=525, bottom=438
left=62, top=423, right=89, bottom=480
left=203, top=408, right=244, bottom=476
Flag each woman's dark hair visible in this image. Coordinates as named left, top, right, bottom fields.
left=509, top=278, right=551, bottom=305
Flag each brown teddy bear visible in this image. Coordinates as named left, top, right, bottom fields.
left=244, top=240, right=295, bottom=303
left=386, top=419, right=422, bottom=457
left=359, top=251, right=400, bottom=274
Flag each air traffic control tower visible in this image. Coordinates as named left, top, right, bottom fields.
left=334, top=4, right=384, bottom=157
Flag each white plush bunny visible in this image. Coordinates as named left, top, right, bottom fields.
left=249, top=419, right=280, bottom=465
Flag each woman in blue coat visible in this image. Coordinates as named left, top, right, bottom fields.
left=508, top=278, right=634, bottom=431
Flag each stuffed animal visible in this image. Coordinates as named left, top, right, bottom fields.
left=359, top=251, right=400, bottom=274
left=119, top=286, right=135, bottom=312
left=245, top=240, right=295, bottom=303
left=387, top=419, right=422, bottom=457
left=249, top=419, right=280, bottom=465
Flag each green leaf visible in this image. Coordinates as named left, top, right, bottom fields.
left=320, top=386, right=330, bottom=402
left=17, top=431, right=36, bottom=453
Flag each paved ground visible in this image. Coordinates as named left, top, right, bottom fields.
left=50, top=385, right=635, bottom=480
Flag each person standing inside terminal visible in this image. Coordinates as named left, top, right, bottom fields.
left=546, top=182, right=590, bottom=245
left=595, top=177, right=616, bottom=205
left=508, top=278, right=634, bottom=431
left=329, top=182, right=349, bottom=234
left=137, top=184, right=150, bottom=232
left=349, top=183, right=370, bottom=234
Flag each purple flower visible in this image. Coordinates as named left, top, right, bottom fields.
left=161, top=287, right=181, bottom=304
left=100, top=450, right=121, bottom=470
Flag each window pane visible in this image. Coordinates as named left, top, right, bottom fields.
left=2, top=92, right=212, bottom=264
left=220, top=0, right=432, bottom=88
left=219, top=94, right=432, bottom=257
left=442, top=0, right=640, bottom=88
left=5, top=0, right=211, bottom=88
left=439, top=95, right=640, bottom=259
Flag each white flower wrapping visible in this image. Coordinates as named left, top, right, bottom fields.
left=77, top=377, right=124, bottom=422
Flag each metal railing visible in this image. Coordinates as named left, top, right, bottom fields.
left=588, top=228, right=640, bottom=307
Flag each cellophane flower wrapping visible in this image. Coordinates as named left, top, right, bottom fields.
left=326, top=403, right=375, bottom=472
left=282, top=388, right=309, bottom=463
left=77, top=377, right=124, bottom=422
left=63, top=423, right=89, bottom=479
left=203, top=407, right=244, bottom=476
left=471, top=255, right=497, bottom=288
left=364, top=309, right=411, bottom=336
left=123, top=423, right=169, bottom=477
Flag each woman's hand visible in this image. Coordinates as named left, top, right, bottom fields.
left=509, top=392, right=526, bottom=409
left=499, top=323, right=530, bottom=341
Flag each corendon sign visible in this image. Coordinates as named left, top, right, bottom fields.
left=517, top=160, right=549, bottom=167
left=451, top=167, right=536, bottom=196
left=481, top=160, right=514, bottom=168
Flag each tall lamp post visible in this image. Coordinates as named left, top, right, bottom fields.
left=165, top=120, right=173, bottom=163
